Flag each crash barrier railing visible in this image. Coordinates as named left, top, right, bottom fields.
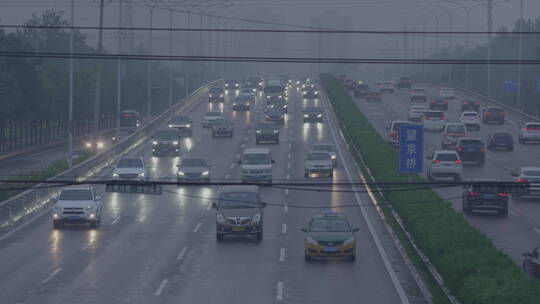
left=419, top=80, right=539, bottom=124
left=0, top=80, right=219, bottom=230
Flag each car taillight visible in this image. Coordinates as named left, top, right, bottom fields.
left=424, top=115, right=429, bottom=120
left=518, top=178, right=528, bottom=183
left=479, top=148, right=486, bottom=152
left=456, top=147, right=463, bottom=151
left=485, top=112, right=491, bottom=116
left=499, top=112, right=505, bottom=116
left=455, top=160, right=462, bottom=164
left=432, top=160, right=441, bottom=164
left=440, top=116, right=445, bottom=120
left=498, top=193, right=509, bottom=197
left=526, top=128, right=540, bottom=131
left=468, top=192, right=479, bottom=196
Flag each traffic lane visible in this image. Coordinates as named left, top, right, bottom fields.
left=276, top=90, right=416, bottom=304
left=353, top=90, right=540, bottom=263
left=0, top=90, right=244, bottom=303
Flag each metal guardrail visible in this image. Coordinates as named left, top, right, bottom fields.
left=419, top=81, right=539, bottom=123
left=0, top=80, right=219, bottom=230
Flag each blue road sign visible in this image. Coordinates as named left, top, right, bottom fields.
left=399, top=125, right=424, bottom=174
left=536, top=76, right=540, bottom=93
left=504, top=80, right=517, bottom=93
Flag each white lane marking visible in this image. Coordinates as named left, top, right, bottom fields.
left=241, top=143, right=245, bottom=148
left=284, top=188, right=290, bottom=195
left=276, top=281, right=284, bottom=301
left=111, top=216, right=120, bottom=225
left=193, top=222, right=202, bottom=233
left=279, top=248, right=286, bottom=262
left=229, top=163, right=235, bottom=169
left=509, top=209, right=518, bottom=217
left=534, top=227, right=540, bottom=235
left=287, top=163, right=291, bottom=169
left=286, top=174, right=290, bottom=180
left=282, top=223, right=287, bottom=234
left=288, top=143, right=292, bottom=149
left=288, top=153, right=291, bottom=159
left=155, top=279, right=168, bottom=296
left=41, top=268, right=62, bottom=285
left=225, top=174, right=231, bottom=179
left=284, top=203, right=288, bottom=213
left=244, top=136, right=248, bottom=141
left=236, top=153, right=240, bottom=159
left=322, top=93, right=410, bottom=304
left=176, top=246, right=188, bottom=260
left=206, top=203, right=212, bottom=211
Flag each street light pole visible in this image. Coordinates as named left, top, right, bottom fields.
left=517, top=0, right=524, bottom=110
left=142, top=0, right=160, bottom=118
left=165, top=1, right=181, bottom=109
left=68, top=0, right=74, bottom=167
left=116, top=0, right=124, bottom=140
left=92, top=0, right=105, bottom=152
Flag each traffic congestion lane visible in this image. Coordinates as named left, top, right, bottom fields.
left=349, top=84, right=540, bottom=263
left=0, top=88, right=253, bottom=304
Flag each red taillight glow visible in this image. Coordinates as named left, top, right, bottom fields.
left=498, top=193, right=509, bottom=197
left=518, top=178, right=528, bottom=183
left=485, top=112, right=492, bottom=116
left=432, top=160, right=441, bottom=164
left=456, top=147, right=463, bottom=151
left=468, top=192, right=479, bottom=196
left=480, top=148, right=486, bottom=152
left=526, top=128, right=540, bottom=131
left=455, top=160, right=462, bottom=164
left=499, top=112, right=505, bottom=116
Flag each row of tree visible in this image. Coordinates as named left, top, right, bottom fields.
left=413, top=16, right=540, bottom=116
left=0, top=9, right=212, bottom=122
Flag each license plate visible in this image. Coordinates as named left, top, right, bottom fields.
left=232, top=227, right=245, bottom=232
left=324, top=246, right=338, bottom=252
left=483, top=194, right=496, bottom=198
left=467, top=148, right=476, bottom=152
left=69, top=216, right=80, bottom=219
left=442, top=164, right=451, bottom=167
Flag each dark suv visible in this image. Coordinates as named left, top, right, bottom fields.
left=462, top=179, right=509, bottom=216
left=213, top=186, right=266, bottom=241
left=461, top=99, right=480, bottom=112
left=151, top=129, right=180, bottom=156
left=456, top=137, right=486, bottom=166
left=429, top=96, right=449, bottom=110
left=354, top=84, right=370, bottom=98
left=208, top=87, right=225, bottom=103
left=482, top=106, right=505, bottom=124
left=303, top=107, right=323, bottom=123
left=487, top=132, right=513, bottom=151
left=397, top=77, right=411, bottom=89
left=255, top=122, right=279, bottom=144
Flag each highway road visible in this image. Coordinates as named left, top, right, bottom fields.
left=0, top=83, right=427, bottom=303
left=349, top=79, right=540, bottom=264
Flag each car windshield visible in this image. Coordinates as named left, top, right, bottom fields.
left=241, top=89, right=252, bottom=94
left=170, top=116, right=190, bottom=124
left=59, top=189, right=93, bottom=201
left=487, top=108, right=503, bottom=112
left=209, top=88, right=223, bottom=94
left=426, top=111, right=443, bottom=118
left=410, top=106, right=425, bottom=111
left=242, top=153, right=270, bottom=165
left=310, top=218, right=351, bottom=232
left=258, top=124, right=277, bottom=131
left=413, top=88, right=425, bottom=93
left=219, top=192, right=259, bottom=208
left=265, top=86, right=282, bottom=93
left=524, top=170, right=540, bottom=177
left=307, top=152, right=331, bottom=160
left=526, top=124, right=540, bottom=129
left=213, top=119, right=231, bottom=125
left=181, top=159, right=207, bottom=167
left=463, top=113, right=477, bottom=117
left=206, top=112, right=222, bottom=117
left=460, top=139, right=483, bottom=146
left=154, top=130, right=178, bottom=140
left=305, top=108, right=321, bottom=113
left=493, top=132, right=511, bottom=138
left=313, top=145, right=333, bottom=152
left=447, top=125, right=465, bottom=133
left=436, top=153, right=458, bottom=161
left=116, top=158, right=143, bottom=168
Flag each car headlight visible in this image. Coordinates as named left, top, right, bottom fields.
left=225, top=84, right=229, bottom=87
left=306, top=236, right=318, bottom=245
left=233, top=103, right=237, bottom=106
left=304, top=114, right=309, bottom=118
left=343, top=236, right=355, bottom=245
left=85, top=142, right=92, bottom=148
left=317, top=114, right=323, bottom=118
left=177, top=171, right=185, bottom=176
left=278, top=95, right=282, bottom=98
left=172, top=141, right=179, bottom=145
left=252, top=213, right=261, bottom=223
left=256, top=130, right=262, bottom=133
left=53, top=213, right=59, bottom=219
left=86, top=205, right=94, bottom=210
left=235, top=84, right=239, bottom=87
left=89, top=213, right=96, bottom=219
left=217, top=214, right=226, bottom=223
left=202, top=170, right=209, bottom=176
left=168, top=124, right=173, bottom=128
left=302, top=84, right=306, bottom=88
left=138, top=173, right=145, bottom=178
left=97, top=142, right=104, bottom=149
left=220, top=94, right=224, bottom=97
left=273, top=130, right=279, bottom=133
left=252, top=88, right=257, bottom=92
left=314, top=91, right=319, bottom=94
left=331, top=155, right=336, bottom=159
left=112, top=136, right=116, bottom=141
left=186, top=124, right=191, bottom=128
left=112, top=173, right=119, bottom=178
left=152, top=141, right=158, bottom=145
left=266, top=95, right=271, bottom=99
left=209, top=94, right=213, bottom=98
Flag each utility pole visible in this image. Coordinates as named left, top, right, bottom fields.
left=143, top=0, right=160, bottom=118
left=92, top=0, right=105, bottom=152
left=116, top=0, right=124, bottom=140
left=165, top=1, right=181, bottom=109
left=68, top=0, right=75, bottom=167
left=487, top=0, right=493, bottom=97
left=517, top=0, right=524, bottom=110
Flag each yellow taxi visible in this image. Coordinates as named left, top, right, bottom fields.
left=301, top=212, right=359, bottom=261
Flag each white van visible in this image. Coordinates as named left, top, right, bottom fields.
left=239, top=148, right=274, bottom=183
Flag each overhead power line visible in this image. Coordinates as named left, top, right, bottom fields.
left=2, top=51, right=540, bottom=65
left=3, top=24, right=540, bottom=35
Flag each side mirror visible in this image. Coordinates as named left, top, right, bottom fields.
left=271, top=160, right=275, bottom=164
left=238, top=160, right=242, bottom=164
left=259, top=202, right=267, bottom=208
left=211, top=202, right=217, bottom=209
left=176, top=164, right=180, bottom=168
left=300, top=227, right=307, bottom=232
left=426, top=155, right=433, bottom=160
left=95, top=195, right=102, bottom=201
left=352, top=227, right=360, bottom=232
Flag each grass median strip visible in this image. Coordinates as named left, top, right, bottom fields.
left=321, top=73, right=540, bottom=304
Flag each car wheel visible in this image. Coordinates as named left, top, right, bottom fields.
left=454, top=175, right=461, bottom=182
left=216, top=233, right=224, bottom=242
left=478, top=159, right=485, bottom=167
left=256, top=139, right=260, bottom=144
left=513, top=194, right=522, bottom=201
left=329, top=172, right=334, bottom=178
left=508, top=146, right=514, bottom=151
left=90, top=220, right=98, bottom=230
left=349, top=255, right=356, bottom=262
left=499, top=208, right=509, bottom=217
left=53, top=221, right=63, bottom=230
left=305, top=255, right=312, bottom=262
left=276, top=138, right=279, bottom=144
left=518, top=137, right=524, bottom=144
left=256, top=232, right=263, bottom=242
left=304, top=172, right=309, bottom=178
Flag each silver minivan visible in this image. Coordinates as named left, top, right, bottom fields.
left=239, top=148, right=274, bottom=183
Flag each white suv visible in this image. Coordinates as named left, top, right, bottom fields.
left=423, top=110, right=445, bottom=132
left=439, top=87, right=455, bottom=99
left=460, top=111, right=481, bottom=130
left=239, top=148, right=274, bottom=183
left=112, top=157, right=149, bottom=181
left=518, top=123, right=540, bottom=144
left=304, top=151, right=334, bottom=178
left=52, top=185, right=103, bottom=229
left=512, top=167, right=540, bottom=199
left=427, top=150, right=462, bottom=181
